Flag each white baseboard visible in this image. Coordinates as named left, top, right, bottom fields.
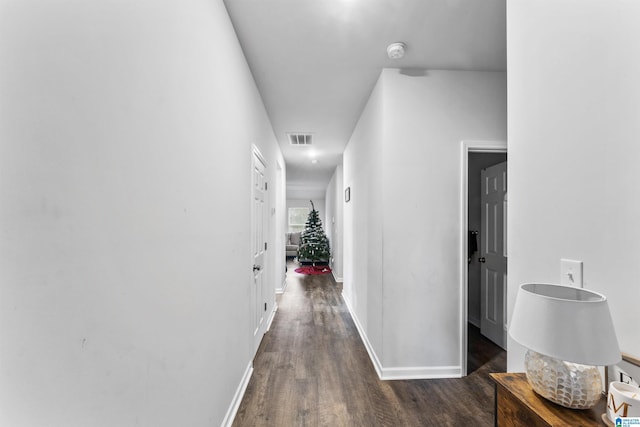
left=380, top=365, right=462, bottom=380
left=266, top=303, right=278, bottom=332
left=342, top=295, right=384, bottom=379
left=221, top=361, right=253, bottom=427
left=334, top=276, right=343, bottom=283
left=276, top=279, right=287, bottom=294
left=343, top=294, right=463, bottom=381
left=222, top=304, right=278, bottom=425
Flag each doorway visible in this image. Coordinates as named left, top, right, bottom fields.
left=252, top=147, right=268, bottom=355
left=460, top=141, right=507, bottom=376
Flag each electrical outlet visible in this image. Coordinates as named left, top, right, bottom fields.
left=561, top=259, right=583, bottom=287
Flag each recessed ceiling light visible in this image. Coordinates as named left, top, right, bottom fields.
left=387, top=42, right=406, bottom=60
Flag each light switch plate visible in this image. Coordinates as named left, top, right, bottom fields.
left=611, top=364, right=639, bottom=388
left=561, top=259, right=583, bottom=287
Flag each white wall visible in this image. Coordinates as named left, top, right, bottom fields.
left=344, top=69, right=507, bottom=377
left=0, top=1, right=284, bottom=426
left=343, top=75, right=385, bottom=369
left=507, top=0, right=640, bottom=371
left=325, top=165, right=344, bottom=281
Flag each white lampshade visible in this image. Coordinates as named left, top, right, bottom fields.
left=509, top=283, right=621, bottom=366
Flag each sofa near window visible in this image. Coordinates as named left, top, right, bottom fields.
left=286, top=232, right=301, bottom=258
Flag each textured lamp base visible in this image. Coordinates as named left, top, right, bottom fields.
left=525, top=349, right=602, bottom=409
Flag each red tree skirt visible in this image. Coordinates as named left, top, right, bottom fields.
left=294, top=265, right=332, bottom=275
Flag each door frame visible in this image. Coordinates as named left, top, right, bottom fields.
left=459, top=140, right=507, bottom=377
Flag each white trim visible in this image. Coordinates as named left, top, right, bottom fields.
left=276, top=269, right=289, bottom=294
left=251, top=144, right=267, bottom=167
left=343, top=292, right=462, bottom=380
left=221, top=361, right=253, bottom=427
left=380, top=365, right=462, bottom=380
left=266, top=303, right=278, bottom=332
left=342, top=295, right=384, bottom=379
left=276, top=272, right=287, bottom=295
left=459, top=140, right=507, bottom=378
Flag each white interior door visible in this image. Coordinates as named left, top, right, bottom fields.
left=252, top=151, right=267, bottom=353
left=480, top=161, right=507, bottom=349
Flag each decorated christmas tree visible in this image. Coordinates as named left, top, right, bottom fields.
left=297, top=200, right=330, bottom=265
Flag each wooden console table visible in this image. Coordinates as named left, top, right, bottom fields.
left=490, top=373, right=607, bottom=426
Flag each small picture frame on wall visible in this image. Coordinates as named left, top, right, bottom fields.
left=345, top=187, right=351, bottom=203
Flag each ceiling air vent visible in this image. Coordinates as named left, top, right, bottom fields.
left=288, top=133, right=313, bottom=146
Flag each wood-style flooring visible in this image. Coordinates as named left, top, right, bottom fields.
left=232, top=262, right=506, bottom=426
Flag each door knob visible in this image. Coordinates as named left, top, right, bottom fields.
left=253, top=265, right=262, bottom=271
left=478, top=257, right=486, bottom=263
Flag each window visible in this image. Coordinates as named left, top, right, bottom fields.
left=288, top=207, right=309, bottom=232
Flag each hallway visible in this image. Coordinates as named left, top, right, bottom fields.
left=232, top=263, right=505, bottom=426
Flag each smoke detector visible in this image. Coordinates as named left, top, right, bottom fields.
left=387, top=42, right=406, bottom=60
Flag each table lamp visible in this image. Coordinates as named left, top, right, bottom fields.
left=509, top=283, right=621, bottom=409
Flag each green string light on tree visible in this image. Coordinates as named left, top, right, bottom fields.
left=297, top=200, right=330, bottom=265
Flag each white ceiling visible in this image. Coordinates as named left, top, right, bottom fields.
left=223, top=0, right=506, bottom=199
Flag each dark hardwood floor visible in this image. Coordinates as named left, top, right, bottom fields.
left=232, top=262, right=506, bottom=426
